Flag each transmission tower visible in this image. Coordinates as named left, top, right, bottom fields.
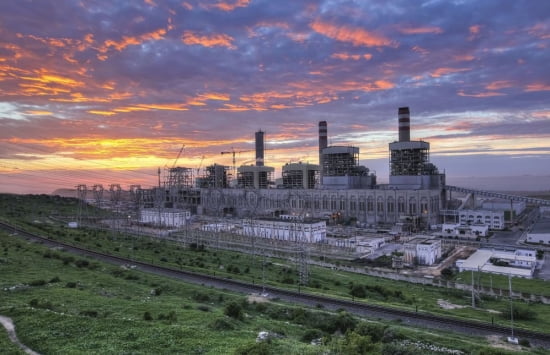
left=92, top=184, right=104, bottom=219
left=76, top=184, right=88, bottom=226
left=109, top=184, right=122, bottom=232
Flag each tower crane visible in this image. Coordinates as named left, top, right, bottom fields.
left=220, top=148, right=253, bottom=177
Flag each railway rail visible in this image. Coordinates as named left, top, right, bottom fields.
left=2, top=221, right=549, bottom=347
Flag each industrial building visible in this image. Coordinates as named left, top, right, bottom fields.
left=456, top=248, right=537, bottom=278
left=388, top=107, right=445, bottom=190
left=146, top=107, right=446, bottom=229
left=526, top=219, right=550, bottom=245
left=241, top=216, right=326, bottom=243
left=458, top=209, right=505, bottom=230
left=281, top=162, right=319, bottom=189
left=403, top=237, right=441, bottom=265
left=441, top=223, right=489, bottom=238
left=236, top=130, right=275, bottom=189
left=140, top=208, right=191, bottom=227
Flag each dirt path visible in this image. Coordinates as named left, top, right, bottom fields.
left=0, top=315, right=40, bottom=355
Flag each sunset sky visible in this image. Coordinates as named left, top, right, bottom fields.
left=1, top=0, right=549, bottom=194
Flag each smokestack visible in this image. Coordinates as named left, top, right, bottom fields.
left=319, top=121, right=328, bottom=152
left=255, top=130, right=264, bottom=166
left=398, top=107, right=410, bottom=142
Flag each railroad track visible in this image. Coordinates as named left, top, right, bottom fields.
left=2, top=221, right=549, bottom=347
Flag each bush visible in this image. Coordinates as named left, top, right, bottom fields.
left=143, top=311, right=153, bottom=321
left=301, top=329, right=324, bottom=343
left=65, top=282, right=77, bottom=288
left=197, top=305, right=211, bottom=312
left=75, top=259, right=89, bottom=268
left=80, top=310, right=99, bottom=317
left=49, top=276, right=61, bottom=283
left=192, top=291, right=210, bottom=302
left=350, top=284, right=367, bottom=298
left=224, top=301, right=243, bottom=320
left=519, top=338, right=530, bottom=347
left=234, top=341, right=273, bottom=355
left=29, top=279, right=47, bottom=287
left=501, top=305, right=537, bottom=321
left=209, top=318, right=235, bottom=330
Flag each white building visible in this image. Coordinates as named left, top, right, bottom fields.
left=526, top=219, right=550, bottom=245
left=456, top=248, right=537, bottom=278
left=458, top=209, right=505, bottom=230
left=140, top=209, right=190, bottom=228
left=403, top=237, right=441, bottom=266
left=441, top=223, right=489, bottom=238
left=242, top=218, right=326, bottom=243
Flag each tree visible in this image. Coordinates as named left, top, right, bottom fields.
left=224, top=301, right=243, bottom=320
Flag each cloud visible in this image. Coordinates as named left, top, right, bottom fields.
left=310, top=20, right=396, bottom=47
left=399, top=26, right=443, bottom=35
left=207, top=0, right=251, bottom=12
left=182, top=31, right=236, bottom=49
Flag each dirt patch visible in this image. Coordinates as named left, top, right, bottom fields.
left=437, top=299, right=467, bottom=310
left=485, top=335, right=523, bottom=351
left=248, top=293, right=270, bottom=303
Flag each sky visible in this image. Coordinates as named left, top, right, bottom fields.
left=0, top=0, right=549, bottom=194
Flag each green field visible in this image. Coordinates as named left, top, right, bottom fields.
left=1, top=194, right=548, bottom=353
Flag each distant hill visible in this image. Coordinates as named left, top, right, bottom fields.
left=51, top=188, right=77, bottom=198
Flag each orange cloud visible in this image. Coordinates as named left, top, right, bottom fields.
left=430, top=67, right=471, bottom=77
left=310, top=20, right=396, bottom=47
left=113, top=103, right=188, bottom=113
left=88, top=110, right=117, bottom=116
left=331, top=52, right=372, bottom=61
left=182, top=31, right=235, bottom=49
left=524, top=83, right=550, bottom=92
left=457, top=90, right=504, bottom=98
left=102, top=28, right=168, bottom=52
left=399, top=26, right=443, bottom=35
left=485, top=81, right=513, bottom=90
left=24, top=110, right=52, bottom=116
left=208, top=0, right=250, bottom=11
left=527, top=23, right=550, bottom=40
left=454, top=54, right=475, bottom=61
left=468, top=25, right=482, bottom=40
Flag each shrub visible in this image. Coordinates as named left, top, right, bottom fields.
left=197, top=305, right=211, bottom=312
left=519, top=338, right=530, bottom=347
left=301, top=329, right=324, bottom=343
left=29, top=279, right=47, bottom=287
left=143, top=311, right=153, bottom=321
left=49, top=276, right=61, bottom=283
left=75, top=259, right=89, bottom=268
left=65, top=281, right=77, bottom=288
left=209, top=318, right=235, bottom=330
left=80, top=310, right=99, bottom=317
left=192, top=291, right=210, bottom=302
left=224, top=301, right=243, bottom=320
left=350, top=284, right=366, bottom=298
left=234, top=342, right=273, bottom=355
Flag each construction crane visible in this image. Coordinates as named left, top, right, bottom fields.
left=172, top=144, right=186, bottom=169
left=220, top=148, right=253, bottom=177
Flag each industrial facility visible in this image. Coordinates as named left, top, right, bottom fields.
left=74, top=106, right=550, bottom=236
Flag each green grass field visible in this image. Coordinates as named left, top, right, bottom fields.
left=1, top=194, right=549, bottom=353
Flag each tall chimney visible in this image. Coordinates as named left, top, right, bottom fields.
left=398, top=107, right=410, bottom=142
left=319, top=121, right=328, bottom=153
left=319, top=121, right=327, bottom=185
left=255, top=130, right=264, bottom=166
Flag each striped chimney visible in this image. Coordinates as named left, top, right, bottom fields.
left=398, top=107, right=410, bottom=142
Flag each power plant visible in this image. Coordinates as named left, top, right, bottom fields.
left=142, top=107, right=445, bottom=230
left=76, top=107, right=550, bottom=233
